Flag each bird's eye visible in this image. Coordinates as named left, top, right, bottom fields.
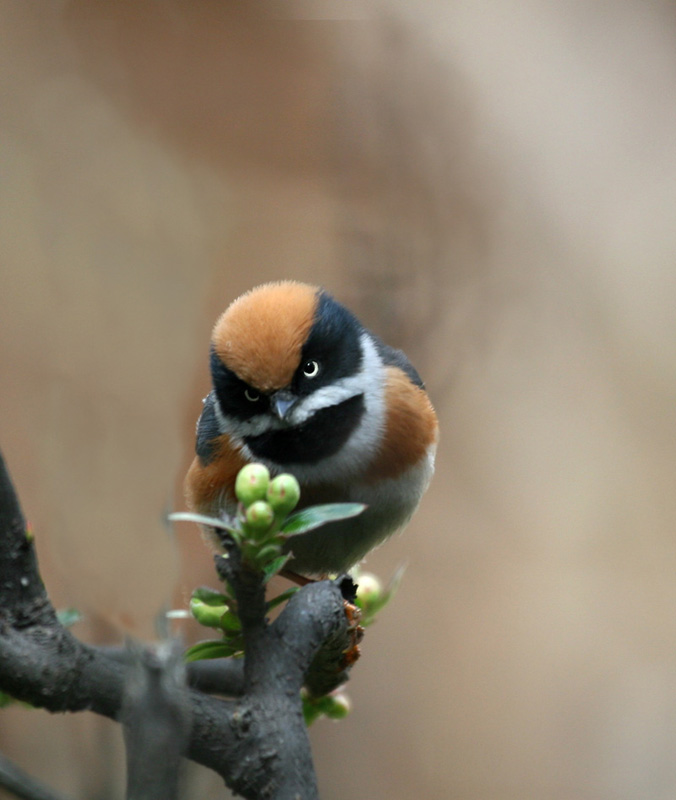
left=303, top=360, right=320, bottom=379
left=244, top=388, right=260, bottom=402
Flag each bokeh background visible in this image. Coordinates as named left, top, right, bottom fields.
left=2, top=1, right=676, bottom=798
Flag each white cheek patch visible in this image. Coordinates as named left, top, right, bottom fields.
left=289, top=333, right=383, bottom=426
left=279, top=332, right=387, bottom=483
left=288, top=378, right=361, bottom=424
left=212, top=332, right=387, bottom=483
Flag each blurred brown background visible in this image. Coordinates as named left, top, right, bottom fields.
left=2, top=1, right=676, bottom=798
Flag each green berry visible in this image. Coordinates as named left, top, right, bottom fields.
left=245, top=500, right=275, bottom=536
left=355, top=573, right=382, bottom=608
left=266, top=474, right=301, bottom=515
left=235, top=464, right=270, bottom=506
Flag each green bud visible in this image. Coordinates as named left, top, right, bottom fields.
left=324, top=692, right=351, bottom=720
left=235, top=464, right=270, bottom=506
left=355, top=572, right=382, bottom=609
left=245, top=501, right=275, bottom=537
left=190, top=597, right=229, bottom=629
left=266, top=474, right=301, bottom=515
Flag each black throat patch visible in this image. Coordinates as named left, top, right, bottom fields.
left=244, top=394, right=365, bottom=464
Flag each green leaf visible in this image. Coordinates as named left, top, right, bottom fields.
left=302, top=700, right=322, bottom=727
left=262, top=553, right=292, bottom=584
left=252, top=543, right=283, bottom=572
left=190, top=599, right=229, bottom=629
left=57, top=608, right=82, bottom=628
left=0, top=691, right=17, bottom=709
left=267, top=587, right=299, bottom=611
left=192, top=587, right=231, bottom=607
left=219, top=610, right=242, bottom=633
left=184, top=640, right=241, bottom=663
left=168, top=511, right=239, bottom=535
left=281, top=503, right=366, bottom=537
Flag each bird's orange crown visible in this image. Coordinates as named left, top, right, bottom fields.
left=211, top=281, right=319, bottom=392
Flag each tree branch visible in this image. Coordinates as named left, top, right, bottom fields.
left=122, top=641, right=190, bottom=800
left=98, top=646, right=247, bottom=697
left=0, top=450, right=355, bottom=799
left=0, top=751, right=74, bottom=800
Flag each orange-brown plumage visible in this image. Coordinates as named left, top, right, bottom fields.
left=211, top=282, right=318, bottom=392
left=185, top=281, right=438, bottom=575
left=366, top=366, right=439, bottom=482
left=185, top=434, right=247, bottom=515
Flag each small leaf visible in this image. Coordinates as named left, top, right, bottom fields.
left=267, top=587, right=299, bottom=611
left=0, top=691, right=17, bottom=709
left=252, top=543, right=283, bottom=571
left=303, top=701, right=322, bottom=727
left=168, top=511, right=239, bottom=534
left=57, top=608, right=82, bottom=628
left=219, top=610, right=242, bottom=633
left=385, top=563, right=406, bottom=598
left=263, top=553, right=292, bottom=584
left=241, top=541, right=261, bottom=565
left=192, top=587, right=231, bottom=607
left=190, top=598, right=229, bottom=629
left=281, top=503, right=366, bottom=537
left=184, top=640, right=240, bottom=663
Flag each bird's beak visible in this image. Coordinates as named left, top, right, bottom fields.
left=271, top=390, right=297, bottom=422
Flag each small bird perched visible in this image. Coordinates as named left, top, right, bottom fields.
left=185, top=281, right=438, bottom=576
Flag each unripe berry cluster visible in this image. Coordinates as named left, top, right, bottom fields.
left=234, top=464, right=301, bottom=571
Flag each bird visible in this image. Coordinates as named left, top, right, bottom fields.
left=184, top=280, right=438, bottom=577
